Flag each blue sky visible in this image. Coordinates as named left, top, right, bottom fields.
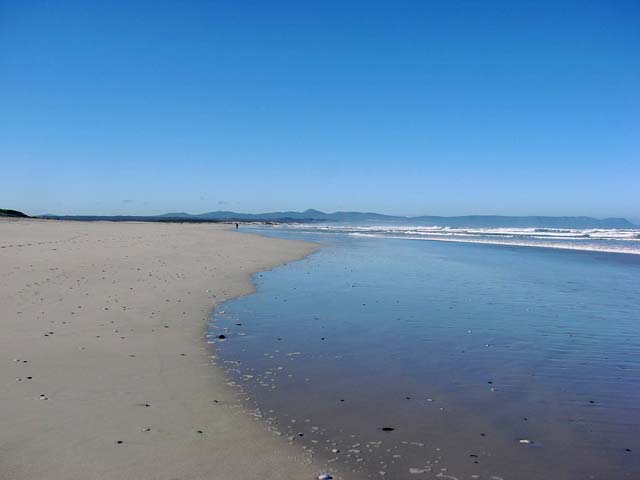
left=1, top=1, right=639, bottom=219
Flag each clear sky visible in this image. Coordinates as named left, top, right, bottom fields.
left=1, top=1, right=639, bottom=220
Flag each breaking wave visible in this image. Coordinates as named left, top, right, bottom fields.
left=272, top=224, right=640, bottom=255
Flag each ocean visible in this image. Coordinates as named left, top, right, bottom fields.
left=210, top=225, right=640, bottom=479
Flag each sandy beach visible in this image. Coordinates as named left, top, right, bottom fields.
left=0, top=219, right=322, bottom=480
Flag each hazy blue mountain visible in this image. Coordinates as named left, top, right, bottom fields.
left=159, top=210, right=636, bottom=228
left=162, top=209, right=334, bottom=221
left=410, top=215, right=635, bottom=229
left=40, top=210, right=636, bottom=228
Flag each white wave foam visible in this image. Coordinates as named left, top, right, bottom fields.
left=275, top=224, right=640, bottom=255
left=349, top=233, right=640, bottom=255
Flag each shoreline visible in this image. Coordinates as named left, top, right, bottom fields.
left=1, top=219, right=325, bottom=480
left=208, top=229, right=640, bottom=479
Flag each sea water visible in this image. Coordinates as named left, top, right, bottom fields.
left=210, top=227, right=640, bottom=479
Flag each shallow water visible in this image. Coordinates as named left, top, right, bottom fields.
left=210, top=228, right=640, bottom=479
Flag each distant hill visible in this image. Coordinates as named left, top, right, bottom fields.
left=0, top=209, right=29, bottom=218
left=410, top=215, right=636, bottom=229
left=158, top=209, right=636, bottom=228
left=40, top=214, right=222, bottom=223
left=45, top=209, right=635, bottom=228
left=160, top=208, right=397, bottom=222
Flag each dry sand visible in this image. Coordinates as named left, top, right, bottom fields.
left=0, top=219, right=323, bottom=480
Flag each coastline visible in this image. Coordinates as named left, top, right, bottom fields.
left=208, top=230, right=640, bottom=479
left=0, top=219, right=324, bottom=480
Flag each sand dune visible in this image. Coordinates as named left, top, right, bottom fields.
left=0, top=219, right=321, bottom=480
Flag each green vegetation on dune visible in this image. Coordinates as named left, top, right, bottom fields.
left=0, top=209, right=29, bottom=218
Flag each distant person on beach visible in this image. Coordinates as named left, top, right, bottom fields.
left=235, top=223, right=239, bottom=229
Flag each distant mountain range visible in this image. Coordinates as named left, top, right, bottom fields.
left=43, top=209, right=637, bottom=228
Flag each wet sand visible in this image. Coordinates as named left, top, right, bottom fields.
left=0, top=219, right=324, bottom=480
left=213, top=229, right=640, bottom=480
